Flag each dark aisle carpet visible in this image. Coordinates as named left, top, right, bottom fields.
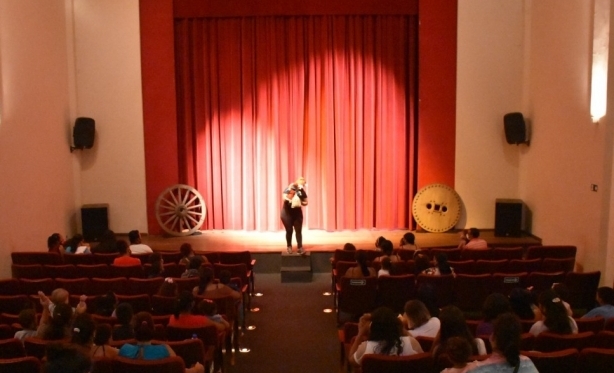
left=228, top=273, right=340, bottom=373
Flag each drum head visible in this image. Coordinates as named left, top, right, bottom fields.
left=412, top=183, right=462, bottom=233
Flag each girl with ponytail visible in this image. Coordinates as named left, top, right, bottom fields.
left=466, top=313, right=538, bottom=373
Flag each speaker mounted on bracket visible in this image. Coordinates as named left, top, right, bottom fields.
left=503, top=112, right=529, bottom=145
left=70, top=117, right=95, bottom=152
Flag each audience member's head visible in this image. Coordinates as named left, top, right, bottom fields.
left=93, top=323, right=113, bottom=346
left=509, top=287, right=537, bottom=320
left=368, top=307, right=403, bottom=355
left=116, top=240, right=130, bottom=255
left=403, top=300, right=431, bottom=329
left=158, top=277, right=178, bottom=297
left=491, top=313, right=523, bottom=367
left=381, top=256, right=392, bottom=272
left=148, top=252, right=164, bottom=277
left=482, top=293, right=512, bottom=322
left=219, top=269, right=232, bottom=285
left=552, top=283, right=570, bottom=303
left=132, top=311, right=155, bottom=342
left=416, top=282, right=439, bottom=317
left=402, top=232, right=415, bottom=245
left=380, top=239, right=394, bottom=256
left=188, top=255, right=203, bottom=270
left=70, top=312, right=96, bottom=347
left=343, top=242, right=356, bottom=251
left=375, top=236, right=386, bottom=249
left=50, top=288, right=70, bottom=305
left=44, top=303, right=73, bottom=340
left=197, top=266, right=215, bottom=294
left=414, top=252, right=431, bottom=274
left=180, top=243, right=194, bottom=258
left=95, top=292, right=117, bottom=317
left=597, top=286, right=614, bottom=306
left=538, top=289, right=572, bottom=334
left=435, top=253, right=453, bottom=275
left=128, top=230, right=141, bottom=244
left=438, top=306, right=476, bottom=356
left=469, top=228, right=480, bottom=238
left=174, top=291, right=195, bottom=319
left=47, top=233, right=64, bottom=251
left=197, top=298, right=218, bottom=316
left=115, top=302, right=134, bottom=327
left=444, top=336, right=473, bottom=368
left=18, top=308, right=37, bottom=330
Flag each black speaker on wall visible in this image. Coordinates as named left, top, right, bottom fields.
left=503, top=112, right=528, bottom=145
left=71, top=117, right=95, bottom=152
left=81, top=204, right=109, bottom=242
left=495, top=199, right=525, bottom=237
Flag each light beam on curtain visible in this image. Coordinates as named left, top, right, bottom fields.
left=175, top=15, right=417, bottom=231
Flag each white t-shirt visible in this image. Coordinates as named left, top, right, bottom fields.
left=409, top=317, right=440, bottom=338
left=378, top=269, right=390, bottom=277
left=354, top=335, right=420, bottom=365
left=529, top=316, right=578, bottom=336
left=130, top=243, right=153, bottom=254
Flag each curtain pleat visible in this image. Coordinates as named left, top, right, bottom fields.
left=175, top=15, right=417, bottom=231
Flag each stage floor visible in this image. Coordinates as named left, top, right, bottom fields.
left=140, top=229, right=542, bottom=253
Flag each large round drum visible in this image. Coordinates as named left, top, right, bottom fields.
left=412, top=183, right=462, bottom=233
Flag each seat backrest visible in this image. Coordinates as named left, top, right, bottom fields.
left=76, top=264, right=110, bottom=279
left=0, top=356, right=41, bottom=373
left=171, top=277, right=200, bottom=293
left=91, top=277, right=129, bottom=295
left=521, top=348, right=579, bottom=373
left=526, top=271, right=566, bottom=296
left=93, top=253, right=119, bottom=265
left=474, top=259, right=508, bottom=275
left=416, top=274, right=455, bottom=308
left=565, top=271, right=601, bottom=312
left=491, top=247, right=524, bottom=260
left=162, top=263, right=185, bottom=278
left=63, top=253, right=97, bottom=265
left=23, top=337, right=51, bottom=360
left=151, top=295, right=176, bottom=316
left=161, top=338, right=208, bottom=367
left=0, top=337, right=26, bottom=359
left=19, top=277, right=55, bottom=295
left=159, top=251, right=183, bottom=264
left=111, top=355, right=186, bottom=373
left=0, top=278, right=22, bottom=295
left=0, top=294, right=32, bottom=314
left=11, top=264, right=46, bottom=279
left=578, top=347, right=614, bottom=373
left=128, top=277, right=165, bottom=296
left=376, top=274, right=416, bottom=314
left=452, top=274, right=493, bottom=312
left=337, top=276, right=378, bottom=319
left=533, top=331, right=595, bottom=352
left=541, top=257, right=575, bottom=273
left=430, top=248, right=462, bottom=261
left=526, top=245, right=577, bottom=260
left=219, top=251, right=253, bottom=268
left=44, top=264, right=79, bottom=279
left=447, top=260, right=475, bottom=275
left=116, top=294, right=152, bottom=314
left=595, top=330, right=614, bottom=349
left=111, top=265, right=145, bottom=279
left=460, top=249, right=492, bottom=261
left=575, top=316, right=605, bottom=334
left=491, top=272, right=528, bottom=296
left=54, top=277, right=92, bottom=296
left=11, top=252, right=62, bottom=265
left=361, top=352, right=434, bottom=373
left=508, top=258, right=542, bottom=274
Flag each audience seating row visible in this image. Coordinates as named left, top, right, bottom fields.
left=331, top=245, right=575, bottom=266
left=335, top=271, right=601, bottom=322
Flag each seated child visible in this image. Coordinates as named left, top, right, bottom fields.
left=441, top=336, right=479, bottom=373
left=197, top=299, right=230, bottom=331
left=14, top=308, right=38, bottom=342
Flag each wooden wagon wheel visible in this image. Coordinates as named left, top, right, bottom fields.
left=155, top=184, right=206, bottom=236
left=412, top=183, right=462, bottom=233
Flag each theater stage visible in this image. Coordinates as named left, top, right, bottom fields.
left=141, top=228, right=542, bottom=254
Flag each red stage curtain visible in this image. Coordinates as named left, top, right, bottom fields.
left=175, top=15, right=417, bottom=231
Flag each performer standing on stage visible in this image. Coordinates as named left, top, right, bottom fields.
left=281, top=177, right=308, bottom=254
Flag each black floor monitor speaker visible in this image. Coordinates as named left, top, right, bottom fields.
left=74, top=117, right=96, bottom=149
left=503, top=112, right=527, bottom=144
left=81, top=204, right=109, bottom=242
left=495, top=199, right=525, bottom=237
